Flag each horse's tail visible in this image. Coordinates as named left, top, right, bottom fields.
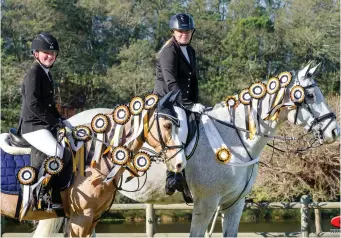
left=32, top=218, right=64, bottom=238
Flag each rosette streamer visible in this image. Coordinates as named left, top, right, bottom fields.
left=264, top=72, right=293, bottom=121
left=263, top=87, right=285, bottom=121
left=225, top=96, right=238, bottom=124
left=103, top=94, right=158, bottom=184
left=248, top=99, right=257, bottom=140
left=90, top=114, right=110, bottom=167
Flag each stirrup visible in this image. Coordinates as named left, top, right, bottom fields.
left=37, top=197, right=63, bottom=211
left=46, top=202, right=63, bottom=212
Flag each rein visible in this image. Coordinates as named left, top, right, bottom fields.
left=205, top=113, right=298, bottom=141
left=140, top=112, right=185, bottom=163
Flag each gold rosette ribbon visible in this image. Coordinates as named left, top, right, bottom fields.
left=215, top=147, right=232, bottom=164
left=290, top=85, right=305, bottom=103
left=133, top=152, right=151, bottom=172
left=144, top=94, right=158, bottom=110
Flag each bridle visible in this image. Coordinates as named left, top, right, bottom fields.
left=292, top=81, right=336, bottom=145
left=141, top=110, right=185, bottom=163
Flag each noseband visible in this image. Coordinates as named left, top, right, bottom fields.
left=141, top=111, right=185, bottom=163
left=293, top=82, right=336, bottom=143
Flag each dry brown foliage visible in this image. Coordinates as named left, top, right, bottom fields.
left=254, top=95, right=340, bottom=201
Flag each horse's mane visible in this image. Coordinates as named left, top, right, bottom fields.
left=213, top=102, right=225, bottom=110
left=211, top=70, right=297, bottom=111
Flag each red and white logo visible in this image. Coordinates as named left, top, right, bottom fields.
left=331, top=216, right=340, bottom=228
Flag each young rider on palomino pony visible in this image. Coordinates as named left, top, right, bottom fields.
left=19, top=33, right=64, bottom=210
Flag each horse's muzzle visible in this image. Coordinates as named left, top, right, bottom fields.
left=332, top=127, right=340, bottom=140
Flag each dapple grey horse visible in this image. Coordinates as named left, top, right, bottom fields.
left=34, top=64, right=339, bottom=237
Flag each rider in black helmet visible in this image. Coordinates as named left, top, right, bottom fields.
left=154, top=14, right=205, bottom=197
left=31, top=33, right=59, bottom=66
left=169, top=13, right=195, bottom=43
left=19, top=33, right=64, bottom=210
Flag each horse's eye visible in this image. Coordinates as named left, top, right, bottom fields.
left=163, top=123, right=172, bottom=130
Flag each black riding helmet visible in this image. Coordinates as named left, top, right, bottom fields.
left=31, top=33, right=59, bottom=68
left=31, top=33, right=59, bottom=54
left=169, top=14, right=195, bottom=31
left=169, top=14, right=195, bottom=45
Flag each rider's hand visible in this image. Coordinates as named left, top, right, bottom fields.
left=190, top=103, right=205, bottom=113
left=55, top=119, right=65, bottom=130
left=61, top=120, right=73, bottom=135
left=62, top=120, right=72, bottom=129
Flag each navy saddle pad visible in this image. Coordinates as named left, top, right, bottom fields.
left=0, top=148, right=30, bottom=195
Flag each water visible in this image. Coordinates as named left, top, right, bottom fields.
left=96, top=220, right=335, bottom=233
left=96, top=221, right=302, bottom=233
left=1, top=218, right=335, bottom=234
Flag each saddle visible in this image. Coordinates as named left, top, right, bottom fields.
left=8, top=128, right=30, bottom=148
left=1, top=128, right=75, bottom=217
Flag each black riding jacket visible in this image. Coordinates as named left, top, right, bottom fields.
left=154, top=37, right=198, bottom=109
left=20, top=62, right=61, bottom=134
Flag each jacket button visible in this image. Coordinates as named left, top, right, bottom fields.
left=50, top=91, right=52, bottom=93
left=49, top=104, right=51, bottom=107
left=188, top=78, right=190, bottom=81
left=186, top=91, right=189, bottom=93
left=188, top=85, right=190, bottom=87
left=189, top=72, right=192, bottom=75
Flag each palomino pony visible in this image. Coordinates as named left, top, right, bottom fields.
left=35, top=64, right=339, bottom=237
left=1, top=91, right=186, bottom=237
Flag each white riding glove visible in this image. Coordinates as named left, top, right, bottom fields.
left=62, top=120, right=73, bottom=130
left=190, top=103, right=206, bottom=113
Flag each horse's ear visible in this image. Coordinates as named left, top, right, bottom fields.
left=158, top=90, right=174, bottom=107
left=169, top=90, right=180, bottom=103
left=308, top=63, right=321, bottom=76
left=298, top=63, right=311, bottom=79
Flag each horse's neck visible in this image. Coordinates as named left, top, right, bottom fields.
left=95, top=109, right=154, bottom=174
left=124, top=109, right=154, bottom=153
left=210, top=93, right=284, bottom=158
left=107, top=112, right=145, bottom=152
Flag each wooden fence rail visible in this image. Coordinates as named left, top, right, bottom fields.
left=2, top=196, right=339, bottom=237
left=110, top=196, right=340, bottom=237
left=106, top=195, right=340, bottom=237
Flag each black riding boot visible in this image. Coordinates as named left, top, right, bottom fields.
left=37, top=181, right=50, bottom=210
left=165, top=170, right=185, bottom=195
left=37, top=176, right=63, bottom=211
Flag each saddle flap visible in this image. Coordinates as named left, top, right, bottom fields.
left=186, top=112, right=198, bottom=146
left=0, top=133, right=31, bottom=155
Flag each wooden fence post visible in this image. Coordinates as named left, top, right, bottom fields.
left=146, top=204, right=155, bottom=237
left=300, top=195, right=311, bottom=238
